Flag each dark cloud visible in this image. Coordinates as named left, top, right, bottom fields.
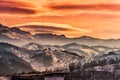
left=49, top=4, right=120, bottom=12
left=26, top=29, right=53, bottom=34
left=34, top=30, right=53, bottom=33
left=0, top=6, right=36, bottom=14
left=13, top=23, right=90, bottom=36
left=0, top=0, right=37, bottom=14
left=18, top=25, right=70, bottom=31
left=0, top=0, right=36, bottom=8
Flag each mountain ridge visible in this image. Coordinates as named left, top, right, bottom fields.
left=1, top=23, right=120, bottom=47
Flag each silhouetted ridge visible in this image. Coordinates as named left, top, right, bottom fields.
left=0, top=42, right=19, bottom=49
left=0, top=23, right=7, bottom=28
left=10, top=27, right=30, bottom=34
left=35, top=33, right=66, bottom=38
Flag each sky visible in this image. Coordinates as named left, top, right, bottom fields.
left=0, top=0, right=120, bottom=39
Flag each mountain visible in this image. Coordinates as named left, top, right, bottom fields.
left=92, top=46, right=118, bottom=54
left=62, top=43, right=80, bottom=49
left=62, top=43, right=101, bottom=56
left=0, top=43, right=34, bottom=75
left=0, top=42, right=83, bottom=73
left=22, top=43, right=120, bottom=72
left=35, top=33, right=66, bottom=39
left=22, top=42, right=119, bottom=64
left=34, top=33, right=69, bottom=45
left=1, top=22, right=120, bottom=75
left=21, top=43, right=83, bottom=72
left=22, top=43, right=44, bottom=50
left=1, top=23, right=120, bottom=47
left=0, top=42, right=120, bottom=74
left=33, top=33, right=120, bottom=47
left=84, top=51, right=120, bottom=68
left=61, top=43, right=120, bottom=65
left=0, top=23, right=34, bottom=41
left=34, top=34, right=100, bottom=46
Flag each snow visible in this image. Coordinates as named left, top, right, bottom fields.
left=45, top=77, right=64, bottom=80
left=27, top=44, right=39, bottom=50
left=2, top=31, right=34, bottom=40
left=0, top=76, right=11, bottom=80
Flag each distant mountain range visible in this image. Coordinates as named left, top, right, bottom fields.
left=0, top=23, right=120, bottom=75
left=0, top=42, right=120, bottom=75
left=0, top=23, right=34, bottom=40
left=0, top=42, right=83, bottom=74
left=1, top=23, right=120, bottom=47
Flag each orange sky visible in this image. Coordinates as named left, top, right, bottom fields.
left=0, top=0, right=120, bottom=39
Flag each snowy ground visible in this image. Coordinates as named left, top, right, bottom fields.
left=0, top=76, right=11, bottom=80
left=45, top=77, right=64, bottom=80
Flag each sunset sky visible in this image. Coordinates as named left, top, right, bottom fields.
left=0, top=0, right=120, bottom=39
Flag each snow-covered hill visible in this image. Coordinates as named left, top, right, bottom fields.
left=22, top=43, right=83, bottom=72
left=0, top=43, right=34, bottom=74
left=84, top=51, right=120, bottom=68
left=29, top=49, right=83, bottom=72
left=22, top=43, right=44, bottom=50
left=0, top=24, right=34, bottom=41
left=0, top=43, right=83, bottom=73
left=0, top=42, right=120, bottom=74
left=62, top=43, right=100, bottom=56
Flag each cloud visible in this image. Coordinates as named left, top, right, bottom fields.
left=34, top=30, right=53, bottom=33
left=0, top=0, right=37, bottom=15
left=99, top=30, right=120, bottom=34
left=11, top=22, right=91, bottom=37
left=49, top=4, right=120, bottom=12
left=1, top=0, right=119, bottom=16
left=0, top=0, right=36, bottom=8
left=0, top=6, right=37, bottom=14
left=18, top=25, right=70, bottom=31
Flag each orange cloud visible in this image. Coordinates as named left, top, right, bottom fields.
left=49, top=4, right=120, bottom=12
left=1, top=0, right=120, bottom=16
left=11, top=22, right=91, bottom=37
left=1, top=0, right=120, bottom=39
left=0, top=0, right=37, bottom=15
left=0, top=0, right=36, bottom=8
left=0, top=6, right=37, bottom=15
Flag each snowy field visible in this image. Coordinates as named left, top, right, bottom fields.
left=0, top=76, right=11, bottom=80
left=45, top=77, right=64, bottom=80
